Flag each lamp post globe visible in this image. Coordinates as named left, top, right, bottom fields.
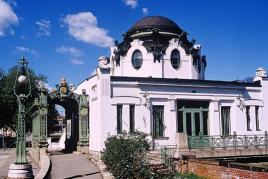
left=18, top=75, right=27, bottom=84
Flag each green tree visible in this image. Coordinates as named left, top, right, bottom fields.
left=0, top=66, right=47, bottom=131
left=47, top=104, right=60, bottom=134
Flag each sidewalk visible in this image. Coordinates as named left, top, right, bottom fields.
left=49, top=152, right=102, bottom=179
left=0, top=148, right=40, bottom=178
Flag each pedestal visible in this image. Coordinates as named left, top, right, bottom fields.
left=175, top=133, right=189, bottom=149
left=77, top=145, right=89, bottom=154
left=8, top=163, right=33, bottom=179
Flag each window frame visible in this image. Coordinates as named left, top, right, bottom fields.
left=255, top=106, right=260, bottom=131
left=129, top=105, right=135, bottom=133
left=117, top=104, right=123, bottom=134
left=246, top=106, right=251, bottom=131
left=170, top=49, right=181, bottom=69
left=131, top=50, right=143, bottom=70
left=221, top=106, right=231, bottom=136
left=152, top=105, right=165, bottom=138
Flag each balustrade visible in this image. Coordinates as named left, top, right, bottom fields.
left=188, top=131, right=268, bottom=149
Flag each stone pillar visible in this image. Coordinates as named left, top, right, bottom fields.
left=168, top=97, right=177, bottom=144
left=175, top=133, right=188, bottom=150
left=175, top=133, right=188, bottom=158
left=210, top=100, right=220, bottom=135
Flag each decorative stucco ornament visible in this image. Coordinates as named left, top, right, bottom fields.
left=98, top=56, right=110, bottom=69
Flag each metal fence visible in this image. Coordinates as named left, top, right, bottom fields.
left=188, top=131, right=268, bottom=149
left=160, top=145, right=177, bottom=171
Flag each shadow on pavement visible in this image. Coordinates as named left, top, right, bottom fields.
left=63, top=171, right=101, bottom=179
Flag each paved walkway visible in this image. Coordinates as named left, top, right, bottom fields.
left=0, top=148, right=40, bottom=179
left=49, top=152, right=102, bottom=179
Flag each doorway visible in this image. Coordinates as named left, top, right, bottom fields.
left=177, top=100, right=209, bottom=136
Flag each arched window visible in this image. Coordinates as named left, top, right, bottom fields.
left=132, top=50, right=143, bottom=69
left=170, top=49, right=181, bottom=69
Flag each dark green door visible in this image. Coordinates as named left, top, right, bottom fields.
left=181, top=108, right=208, bottom=136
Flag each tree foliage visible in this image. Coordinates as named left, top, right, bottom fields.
left=0, top=66, right=47, bottom=131
left=101, top=131, right=155, bottom=179
left=47, top=104, right=60, bottom=134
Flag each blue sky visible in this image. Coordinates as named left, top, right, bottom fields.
left=0, top=0, right=268, bottom=89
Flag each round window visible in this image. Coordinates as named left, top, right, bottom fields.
left=170, top=49, right=181, bottom=69
left=132, top=50, right=143, bottom=69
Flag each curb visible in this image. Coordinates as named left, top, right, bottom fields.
left=89, top=155, right=114, bottom=179
left=30, top=148, right=51, bottom=179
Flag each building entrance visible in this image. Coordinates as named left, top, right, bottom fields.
left=31, top=78, right=89, bottom=152
left=177, top=100, right=209, bottom=136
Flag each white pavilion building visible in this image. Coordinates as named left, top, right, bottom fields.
left=75, top=16, right=268, bottom=154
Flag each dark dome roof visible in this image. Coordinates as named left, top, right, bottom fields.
left=127, top=16, right=183, bottom=35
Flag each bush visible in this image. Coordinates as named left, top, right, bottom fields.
left=101, top=131, right=154, bottom=179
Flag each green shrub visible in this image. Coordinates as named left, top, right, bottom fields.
left=101, top=131, right=154, bottom=179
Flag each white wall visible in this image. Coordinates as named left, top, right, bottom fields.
left=259, top=78, right=268, bottom=134
left=107, top=79, right=264, bottom=149
left=74, top=77, right=91, bottom=95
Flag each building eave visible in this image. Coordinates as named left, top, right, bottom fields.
left=110, top=76, right=262, bottom=89
left=76, top=74, right=97, bottom=87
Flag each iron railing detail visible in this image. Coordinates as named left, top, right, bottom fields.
left=160, top=145, right=177, bottom=171
left=188, top=131, right=268, bottom=149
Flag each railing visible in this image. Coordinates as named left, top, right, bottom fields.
left=188, top=131, right=268, bottom=149
left=160, top=145, right=177, bottom=171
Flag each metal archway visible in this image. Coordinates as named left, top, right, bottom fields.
left=31, top=79, right=89, bottom=152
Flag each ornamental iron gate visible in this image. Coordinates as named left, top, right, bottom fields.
left=31, top=78, right=89, bottom=152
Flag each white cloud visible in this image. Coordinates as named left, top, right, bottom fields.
left=15, top=46, right=39, bottom=58
left=0, top=0, right=19, bottom=36
left=37, top=81, right=53, bottom=91
left=56, top=45, right=84, bottom=57
left=63, top=12, right=114, bottom=47
left=124, top=0, right=138, bottom=9
left=56, top=45, right=85, bottom=65
left=70, top=59, right=84, bottom=65
left=35, top=19, right=51, bottom=36
left=9, top=28, right=14, bottom=35
left=142, top=8, right=149, bottom=15
left=7, top=0, right=16, bottom=6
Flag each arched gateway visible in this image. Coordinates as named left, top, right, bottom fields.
left=31, top=78, right=89, bottom=152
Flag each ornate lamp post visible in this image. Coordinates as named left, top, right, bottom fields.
left=8, top=56, right=33, bottom=179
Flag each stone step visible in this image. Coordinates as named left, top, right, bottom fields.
left=147, top=156, right=162, bottom=161
left=147, top=151, right=161, bottom=158
left=147, top=151, right=175, bottom=176
left=149, top=159, right=162, bottom=165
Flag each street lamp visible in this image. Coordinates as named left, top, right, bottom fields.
left=8, top=56, right=33, bottom=179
